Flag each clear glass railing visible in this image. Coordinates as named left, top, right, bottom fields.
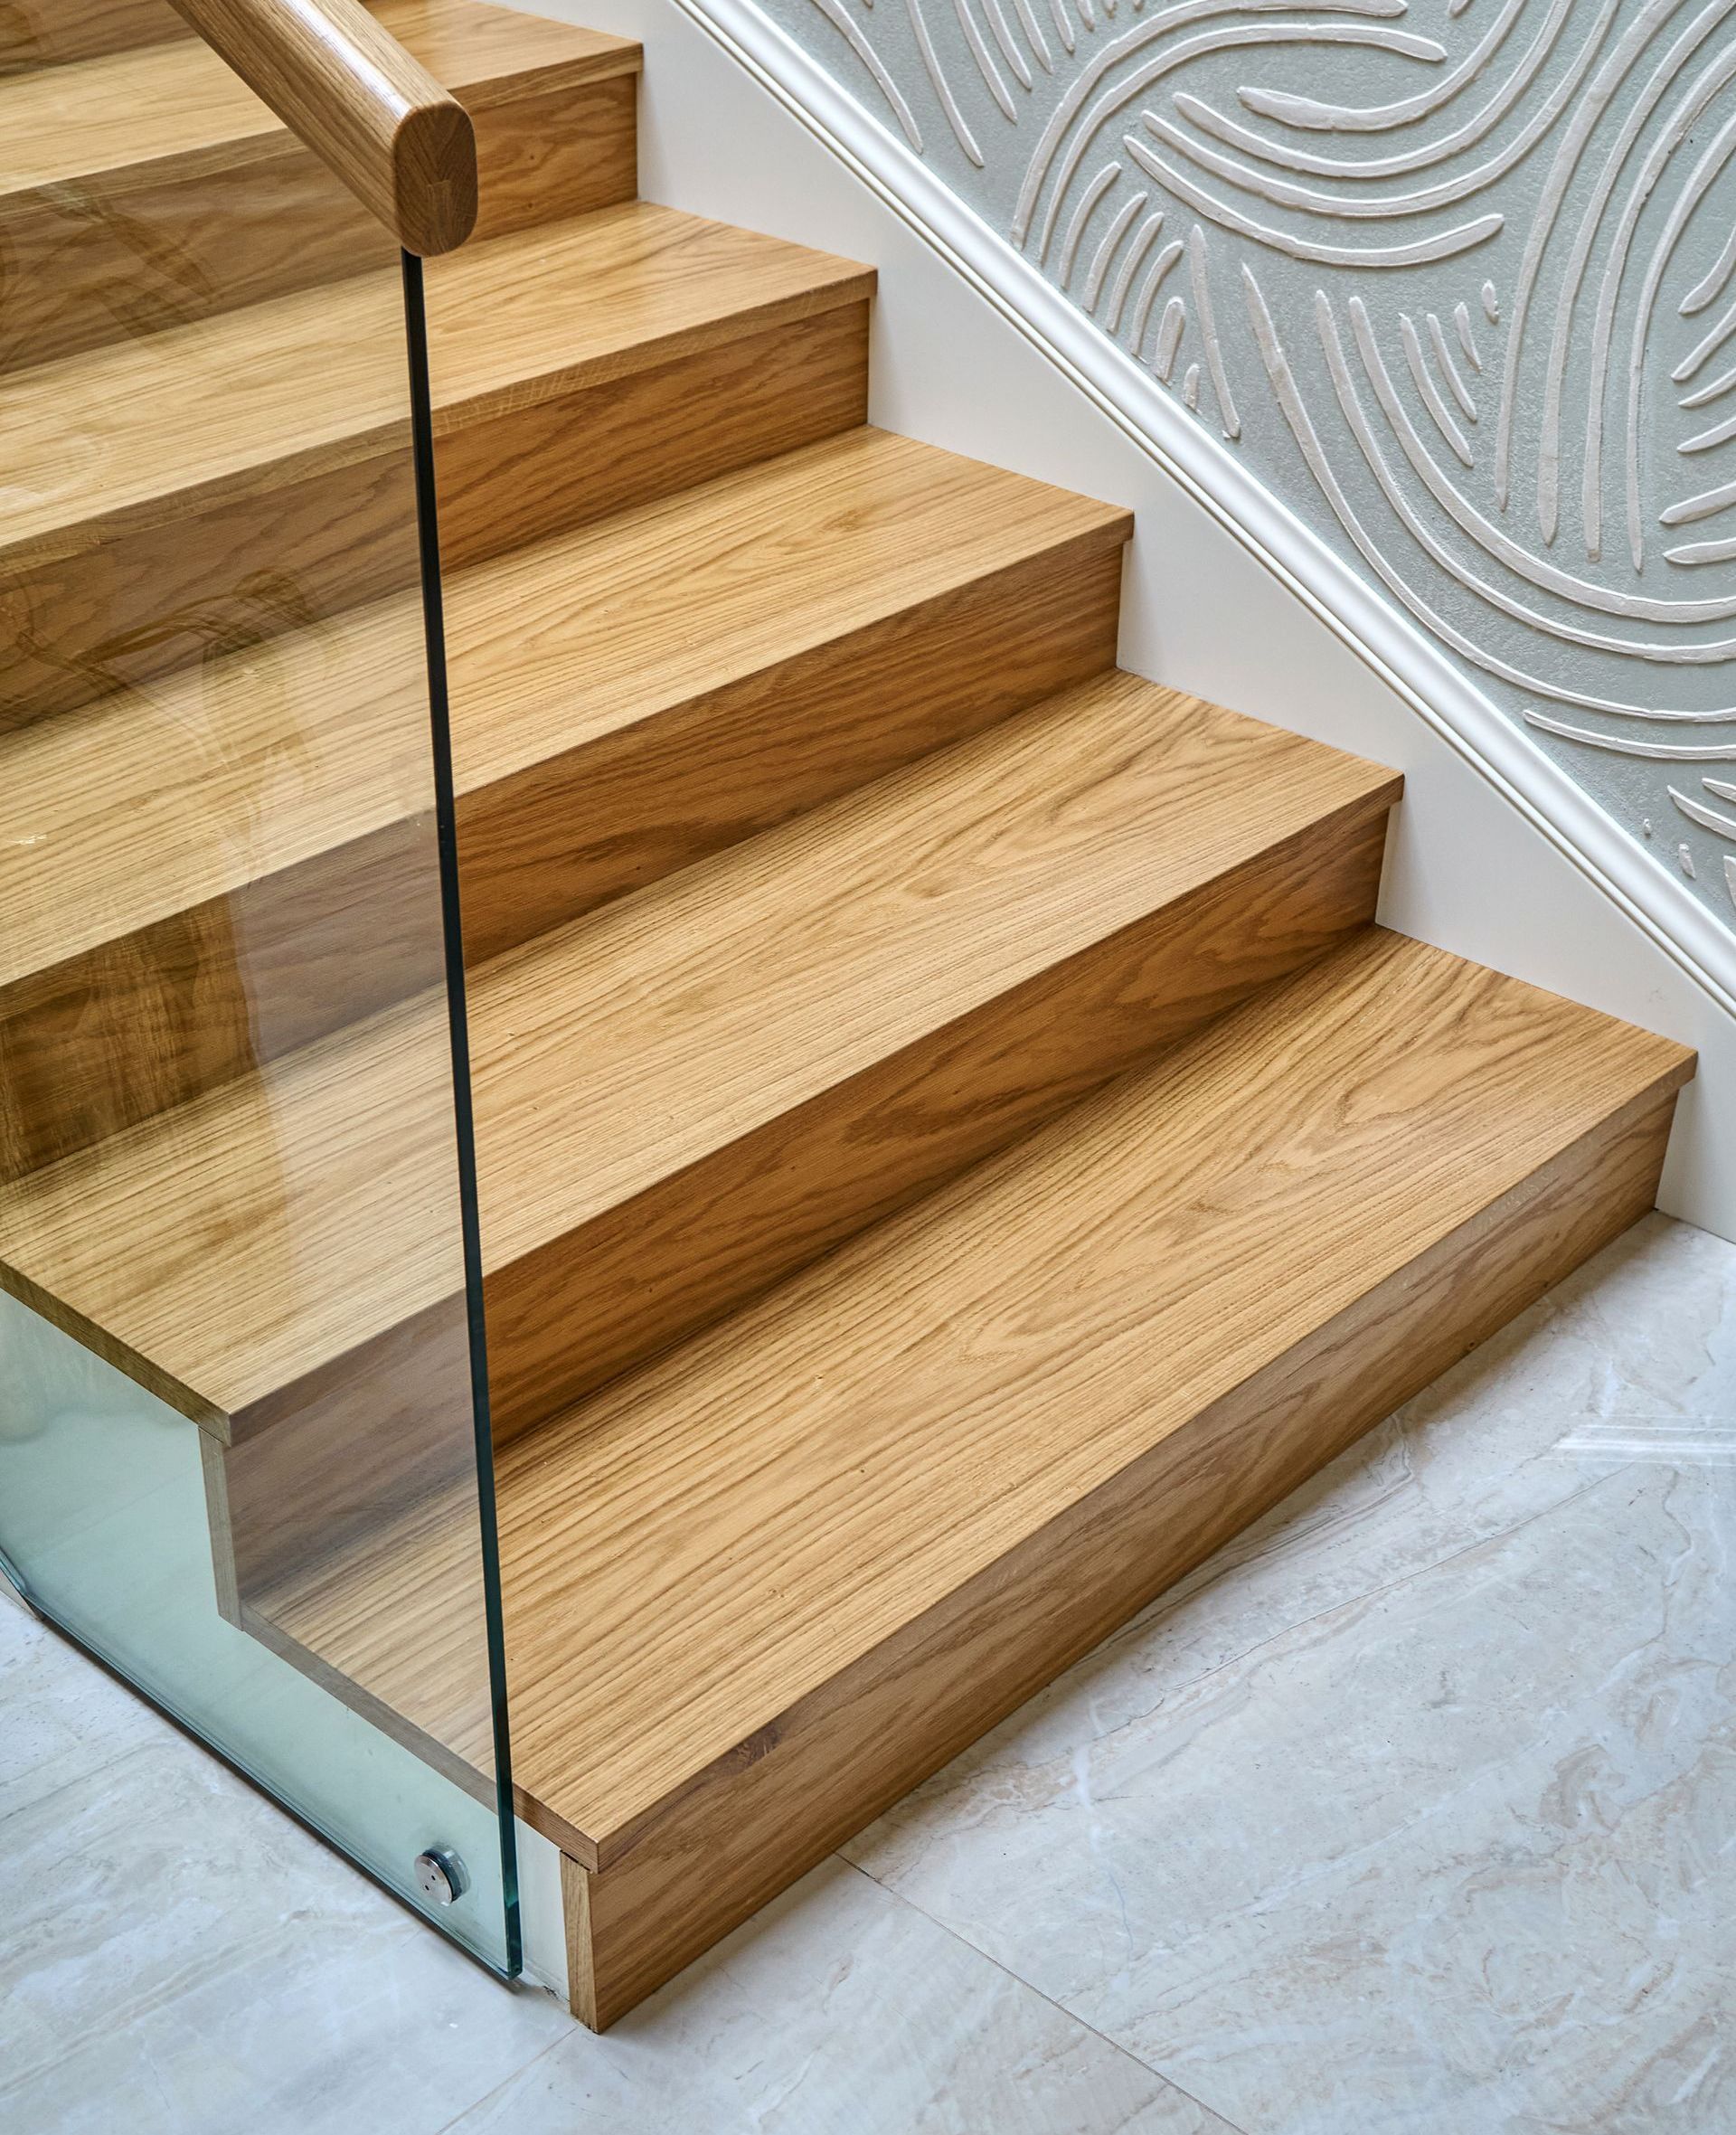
left=0, top=19, right=517, bottom=1970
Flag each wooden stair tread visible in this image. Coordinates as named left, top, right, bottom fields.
left=0, top=671, right=1391, bottom=1426
left=0, top=592, right=429, bottom=994
left=0, top=429, right=1120, bottom=996
left=443, top=426, right=1126, bottom=794
left=0, top=984, right=458, bottom=1427
left=468, top=673, right=1397, bottom=1261
left=492, top=929, right=1692, bottom=1857
left=0, top=0, right=637, bottom=192
left=0, top=202, right=872, bottom=563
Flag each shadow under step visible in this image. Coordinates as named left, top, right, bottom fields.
left=253, top=927, right=1693, bottom=2026
left=0, top=0, right=641, bottom=370
left=0, top=428, right=1126, bottom=1176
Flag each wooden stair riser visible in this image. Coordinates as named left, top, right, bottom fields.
left=0, top=818, right=443, bottom=1182
left=1, top=0, right=186, bottom=71
left=457, top=521, right=1127, bottom=960
left=470, top=75, right=637, bottom=242
left=485, top=791, right=1394, bottom=1440
left=435, top=299, right=870, bottom=597
left=204, top=1294, right=473, bottom=1615
left=0, top=448, right=421, bottom=731
left=0, top=71, right=638, bottom=375
left=0, top=299, right=869, bottom=730
left=200, top=792, right=1391, bottom=1607
left=0, top=445, right=1085, bottom=1179
left=558, top=1082, right=1680, bottom=2020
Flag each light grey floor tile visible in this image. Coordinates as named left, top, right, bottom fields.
left=844, top=1217, right=1736, bottom=2135
left=446, top=1858, right=1238, bottom=2135
left=0, top=1611, right=571, bottom=2135
left=0, top=1595, right=160, bottom=1820
left=995, top=1214, right=1730, bottom=1782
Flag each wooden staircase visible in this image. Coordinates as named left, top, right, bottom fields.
left=0, top=0, right=1696, bottom=2027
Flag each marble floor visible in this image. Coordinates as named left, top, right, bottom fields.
left=3, top=1210, right=1732, bottom=2134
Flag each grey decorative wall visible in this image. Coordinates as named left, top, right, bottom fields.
left=757, top=0, right=1736, bottom=928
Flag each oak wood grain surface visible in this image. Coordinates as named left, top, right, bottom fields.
left=557, top=1076, right=1684, bottom=2025
left=431, top=298, right=871, bottom=576
left=482, top=799, right=1392, bottom=1434
left=212, top=723, right=1391, bottom=1587
left=0, top=203, right=869, bottom=567
left=238, top=926, right=1690, bottom=2021
left=0, top=0, right=187, bottom=70
left=0, top=673, right=1391, bottom=1440
left=471, top=678, right=1397, bottom=1431
left=0, top=203, right=873, bottom=723
left=467, top=73, right=637, bottom=244
left=0, top=0, right=636, bottom=190
left=466, top=680, right=1393, bottom=1264
left=490, top=928, right=1692, bottom=1866
left=0, top=429, right=1099, bottom=1174
left=2, top=430, right=1117, bottom=1003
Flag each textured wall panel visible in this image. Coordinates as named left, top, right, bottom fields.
left=757, top=0, right=1736, bottom=930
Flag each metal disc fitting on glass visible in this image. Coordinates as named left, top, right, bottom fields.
left=413, top=1847, right=467, bottom=1906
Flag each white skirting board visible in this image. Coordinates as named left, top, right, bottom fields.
left=492, top=0, right=1736, bottom=1244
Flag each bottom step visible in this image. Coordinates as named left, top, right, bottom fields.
left=250, top=928, right=1692, bottom=2026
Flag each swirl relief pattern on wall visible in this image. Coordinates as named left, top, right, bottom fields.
left=759, top=0, right=1736, bottom=924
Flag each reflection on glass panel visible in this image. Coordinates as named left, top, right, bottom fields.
left=0, top=1292, right=510, bottom=1959
left=0, top=31, right=514, bottom=1969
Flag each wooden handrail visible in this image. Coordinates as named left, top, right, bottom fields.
left=165, top=0, right=477, bottom=255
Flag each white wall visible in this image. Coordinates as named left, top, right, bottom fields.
left=507, top=0, right=1736, bottom=1241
